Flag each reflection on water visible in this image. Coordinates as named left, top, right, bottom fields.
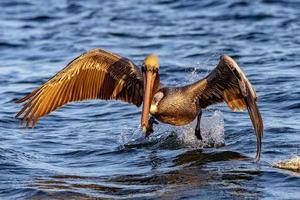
left=173, top=150, right=247, bottom=167
left=32, top=150, right=259, bottom=199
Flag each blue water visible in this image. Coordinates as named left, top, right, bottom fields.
left=1, top=0, right=300, bottom=199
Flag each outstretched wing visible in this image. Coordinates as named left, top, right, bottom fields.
left=16, top=48, right=144, bottom=128
left=195, top=55, right=263, bottom=161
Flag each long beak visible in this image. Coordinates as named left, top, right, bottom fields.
left=141, top=70, right=157, bottom=133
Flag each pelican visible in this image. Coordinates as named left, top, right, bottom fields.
left=16, top=49, right=263, bottom=160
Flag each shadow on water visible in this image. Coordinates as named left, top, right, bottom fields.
left=30, top=150, right=262, bottom=199
left=27, top=118, right=264, bottom=199
left=173, top=149, right=247, bottom=167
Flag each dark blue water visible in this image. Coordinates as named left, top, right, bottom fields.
left=1, top=0, right=300, bottom=199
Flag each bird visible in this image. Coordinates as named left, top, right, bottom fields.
left=15, top=48, right=263, bottom=161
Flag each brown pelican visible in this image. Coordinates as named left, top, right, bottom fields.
left=16, top=49, right=263, bottom=160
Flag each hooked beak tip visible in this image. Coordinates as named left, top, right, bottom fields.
left=141, top=126, right=147, bottom=133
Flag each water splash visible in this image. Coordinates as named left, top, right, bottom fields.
left=118, top=126, right=145, bottom=147
left=180, top=110, right=225, bottom=148
left=118, top=110, right=225, bottom=150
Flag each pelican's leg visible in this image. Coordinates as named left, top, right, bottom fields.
left=146, top=116, right=159, bottom=137
left=195, top=110, right=202, bottom=140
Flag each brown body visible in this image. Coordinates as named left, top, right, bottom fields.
left=151, top=86, right=200, bottom=126
left=15, top=49, right=263, bottom=161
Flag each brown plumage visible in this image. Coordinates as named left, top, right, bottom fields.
left=15, top=49, right=144, bottom=128
left=201, top=55, right=263, bottom=161
left=16, top=49, right=263, bottom=161
left=149, top=55, right=263, bottom=160
left=155, top=55, right=263, bottom=160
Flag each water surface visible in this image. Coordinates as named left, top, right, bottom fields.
left=1, top=0, right=300, bottom=199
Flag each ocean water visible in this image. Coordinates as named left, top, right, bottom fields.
left=1, top=0, right=300, bottom=199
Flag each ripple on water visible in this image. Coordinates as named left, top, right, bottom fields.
left=1, top=0, right=300, bottom=199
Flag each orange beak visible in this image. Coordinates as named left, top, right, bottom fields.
left=141, top=70, right=157, bottom=133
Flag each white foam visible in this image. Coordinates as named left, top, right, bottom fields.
left=273, top=156, right=300, bottom=171
left=180, top=110, right=225, bottom=148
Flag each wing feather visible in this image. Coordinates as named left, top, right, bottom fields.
left=194, top=55, right=263, bottom=161
left=16, top=48, right=144, bottom=128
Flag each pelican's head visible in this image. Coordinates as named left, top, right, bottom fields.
left=142, top=54, right=159, bottom=72
left=141, top=54, right=160, bottom=134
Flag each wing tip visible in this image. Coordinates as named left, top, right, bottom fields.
left=255, top=125, right=263, bottom=162
left=16, top=96, right=29, bottom=104
left=249, top=100, right=264, bottom=162
left=255, top=152, right=261, bottom=162
left=219, top=54, right=264, bottom=161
